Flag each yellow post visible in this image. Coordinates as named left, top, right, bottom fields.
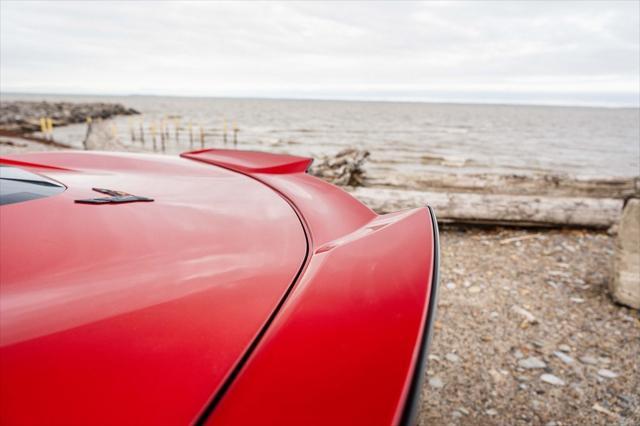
left=188, top=121, right=193, bottom=146
left=46, top=117, right=54, bottom=139
left=199, top=125, right=204, bottom=149
left=40, top=117, right=47, bottom=134
left=111, top=123, right=118, bottom=139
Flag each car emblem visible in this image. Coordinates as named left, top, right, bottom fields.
left=75, top=188, right=154, bottom=204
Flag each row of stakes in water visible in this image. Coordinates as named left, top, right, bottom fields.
left=40, top=116, right=240, bottom=151
left=122, top=117, right=240, bottom=152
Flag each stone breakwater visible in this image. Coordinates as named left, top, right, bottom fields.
left=0, top=101, right=139, bottom=133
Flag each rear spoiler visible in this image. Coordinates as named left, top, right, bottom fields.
left=181, top=149, right=313, bottom=174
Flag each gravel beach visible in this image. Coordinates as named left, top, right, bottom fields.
left=420, top=227, right=639, bottom=425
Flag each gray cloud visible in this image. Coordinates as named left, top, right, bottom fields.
left=1, top=1, right=638, bottom=106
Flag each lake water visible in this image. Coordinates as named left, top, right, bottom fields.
left=3, top=94, right=639, bottom=178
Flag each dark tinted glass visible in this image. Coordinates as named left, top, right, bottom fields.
left=0, top=166, right=66, bottom=206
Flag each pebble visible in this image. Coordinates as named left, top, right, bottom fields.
left=518, top=356, right=547, bottom=369
left=558, top=344, right=571, bottom=352
left=597, top=369, right=619, bottom=379
left=445, top=353, right=460, bottom=363
left=553, top=351, right=574, bottom=364
left=513, top=349, right=524, bottom=359
left=457, top=407, right=470, bottom=416
left=485, top=409, right=498, bottom=416
left=445, top=281, right=456, bottom=290
left=579, top=355, right=598, bottom=365
left=468, top=286, right=481, bottom=293
left=511, top=305, right=538, bottom=323
left=429, top=376, right=444, bottom=389
left=540, top=374, right=565, bottom=386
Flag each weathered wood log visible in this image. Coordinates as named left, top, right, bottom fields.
left=310, top=148, right=369, bottom=187
left=348, top=187, right=623, bottom=228
left=365, top=170, right=639, bottom=200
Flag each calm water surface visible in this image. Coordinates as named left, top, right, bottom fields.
left=4, top=94, right=639, bottom=178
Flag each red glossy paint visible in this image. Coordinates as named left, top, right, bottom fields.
left=0, top=152, right=307, bottom=425
left=206, top=209, right=435, bottom=426
left=0, top=149, right=437, bottom=426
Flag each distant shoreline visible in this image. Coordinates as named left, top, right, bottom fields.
left=2, top=91, right=638, bottom=110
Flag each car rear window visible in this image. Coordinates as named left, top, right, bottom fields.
left=0, top=166, right=66, bottom=206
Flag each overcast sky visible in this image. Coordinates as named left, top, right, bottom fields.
left=1, top=1, right=639, bottom=106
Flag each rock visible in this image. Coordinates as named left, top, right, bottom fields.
left=485, top=408, right=498, bottom=416
left=553, top=351, right=574, bottom=364
left=532, top=339, right=545, bottom=348
left=429, top=376, right=444, bottom=389
left=558, top=344, right=571, bottom=353
left=468, top=286, right=481, bottom=293
left=579, top=355, right=598, bottom=365
left=611, top=199, right=640, bottom=309
left=597, top=369, right=619, bottom=379
left=0, top=101, right=139, bottom=133
left=445, top=353, right=460, bottom=363
left=518, top=356, right=547, bottom=369
left=592, top=403, right=619, bottom=418
left=445, top=281, right=456, bottom=290
left=511, top=305, right=538, bottom=324
left=540, top=374, right=565, bottom=386
left=457, top=407, right=470, bottom=416
left=489, top=369, right=504, bottom=383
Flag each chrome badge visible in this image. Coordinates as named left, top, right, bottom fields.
left=75, top=188, right=154, bottom=204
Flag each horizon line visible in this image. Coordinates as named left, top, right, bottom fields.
left=2, top=90, right=639, bottom=109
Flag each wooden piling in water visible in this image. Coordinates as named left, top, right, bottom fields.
left=174, top=118, right=180, bottom=143
left=223, top=119, right=228, bottom=146
left=150, top=122, right=157, bottom=151
left=83, top=117, right=92, bottom=150
left=160, top=122, right=166, bottom=152
left=139, top=119, right=145, bottom=144
left=233, top=122, right=238, bottom=148
left=129, top=118, right=136, bottom=142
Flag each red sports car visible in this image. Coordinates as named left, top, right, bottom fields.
left=0, top=149, right=439, bottom=426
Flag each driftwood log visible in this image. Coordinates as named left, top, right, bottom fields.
left=310, top=148, right=369, bottom=187
left=365, top=170, right=639, bottom=200
left=348, top=187, right=623, bottom=229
